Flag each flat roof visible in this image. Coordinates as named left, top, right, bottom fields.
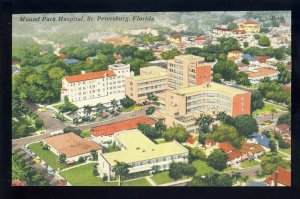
left=173, top=54, right=205, bottom=61
left=91, top=116, right=156, bottom=137
left=245, top=68, right=279, bottom=78
left=43, top=132, right=101, bottom=158
left=102, top=130, right=188, bottom=166
left=131, top=66, right=167, bottom=81
left=169, top=82, right=248, bottom=96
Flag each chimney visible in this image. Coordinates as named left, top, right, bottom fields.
left=81, top=70, right=86, bottom=74
left=274, top=170, right=279, bottom=186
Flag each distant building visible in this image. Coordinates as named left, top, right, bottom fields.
left=248, top=132, right=270, bottom=149
left=265, top=167, right=291, bottom=186
left=102, top=36, right=134, bottom=46
left=12, top=179, right=27, bottom=186
left=166, top=34, right=181, bottom=43
left=61, top=63, right=130, bottom=107
left=218, top=141, right=242, bottom=166
left=244, top=68, right=279, bottom=85
left=228, top=50, right=243, bottom=58
left=97, top=129, right=188, bottom=181
left=148, top=60, right=167, bottom=68
left=239, top=20, right=260, bottom=33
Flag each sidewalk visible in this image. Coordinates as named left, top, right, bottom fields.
left=146, top=176, right=156, bottom=186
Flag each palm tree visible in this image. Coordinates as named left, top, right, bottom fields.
left=147, top=93, right=158, bottom=102
left=270, top=108, right=277, bottom=120
left=242, top=176, right=249, bottom=185
left=112, top=161, right=131, bottom=186
left=231, top=172, right=241, bottom=183
left=27, top=111, right=36, bottom=123
left=83, top=105, right=92, bottom=116
left=73, top=117, right=79, bottom=126
left=216, top=111, right=228, bottom=123
left=195, top=115, right=213, bottom=133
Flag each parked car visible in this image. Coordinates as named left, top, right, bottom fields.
left=38, top=107, right=47, bottom=112
left=33, top=157, right=41, bottom=164
left=47, top=167, right=55, bottom=175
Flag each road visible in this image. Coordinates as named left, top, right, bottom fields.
left=238, top=165, right=262, bottom=178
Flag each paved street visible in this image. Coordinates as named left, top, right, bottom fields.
left=238, top=165, right=262, bottom=178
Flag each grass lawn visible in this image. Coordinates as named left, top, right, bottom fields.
left=60, top=163, right=117, bottom=186
left=123, top=106, right=134, bottom=112
left=122, top=178, right=152, bottom=186
left=260, top=152, right=289, bottom=161
left=28, top=142, right=62, bottom=170
left=222, top=166, right=237, bottom=173
left=278, top=147, right=291, bottom=155
left=240, top=160, right=260, bottom=168
left=151, top=171, right=188, bottom=185
left=192, top=160, right=217, bottom=176
left=253, top=102, right=288, bottom=115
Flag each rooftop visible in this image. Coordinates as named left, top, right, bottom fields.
left=91, top=116, right=156, bottom=137
left=265, top=167, right=291, bottom=186
left=64, top=70, right=116, bottom=83
left=245, top=68, right=279, bottom=78
left=219, top=141, right=236, bottom=153
left=43, top=132, right=101, bottom=158
left=240, top=143, right=264, bottom=154
left=169, top=82, right=248, bottom=96
left=102, top=129, right=188, bottom=166
left=173, top=54, right=205, bottom=62
left=130, top=66, right=167, bottom=81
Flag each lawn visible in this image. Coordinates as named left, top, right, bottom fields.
left=192, top=160, right=217, bottom=176
left=253, top=102, right=288, bottom=115
left=122, top=178, right=152, bottom=186
left=260, top=152, right=289, bottom=161
left=151, top=171, right=189, bottom=185
left=278, top=147, right=291, bottom=155
left=60, top=163, right=117, bottom=186
left=123, top=106, right=134, bottom=112
left=28, top=142, right=62, bottom=170
left=240, top=160, right=260, bottom=169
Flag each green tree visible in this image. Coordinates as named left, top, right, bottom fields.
left=234, top=115, right=258, bottom=137
left=278, top=136, right=290, bottom=149
left=235, top=72, right=251, bottom=86
left=90, top=150, right=98, bottom=161
left=243, top=42, right=249, bottom=48
left=155, top=121, right=167, bottom=134
left=270, top=108, right=278, bottom=120
left=258, top=36, right=271, bottom=47
left=120, top=96, right=136, bottom=108
left=163, top=126, right=188, bottom=143
left=212, top=73, right=222, bottom=83
left=195, top=115, right=213, bottom=133
left=137, top=123, right=161, bottom=139
left=189, top=147, right=207, bottom=161
left=110, top=99, right=118, bottom=109
left=83, top=105, right=93, bottom=116
left=34, top=118, right=44, bottom=129
left=241, top=58, right=250, bottom=65
left=48, top=67, right=67, bottom=79
left=112, top=161, right=131, bottom=186
left=207, top=149, right=228, bottom=171
left=59, top=154, right=66, bottom=164
left=227, top=22, right=239, bottom=30
left=269, top=140, right=277, bottom=153
left=251, top=91, right=264, bottom=112
left=161, top=49, right=181, bottom=60
left=182, top=164, right=197, bottom=177
left=213, top=60, right=238, bottom=81
left=198, top=133, right=206, bottom=146
left=169, top=162, right=183, bottom=181
left=216, top=111, right=228, bottom=123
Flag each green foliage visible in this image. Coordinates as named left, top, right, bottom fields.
left=78, top=156, right=86, bottom=163
left=169, top=162, right=197, bottom=181
left=161, top=49, right=181, bottom=60
left=59, top=154, right=66, bottom=164
left=146, top=106, right=155, bottom=115
left=34, top=118, right=44, bottom=129
left=120, top=95, right=136, bottom=108
left=251, top=90, right=264, bottom=112
left=261, top=156, right=290, bottom=175
left=155, top=121, right=167, bottom=134
left=241, top=57, right=250, bottom=65
left=277, top=63, right=291, bottom=84
left=189, top=172, right=233, bottom=186
left=243, top=42, right=249, bottom=48
left=244, top=47, right=288, bottom=60
left=278, top=136, right=290, bottom=149
left=189, top=147, right=207, bottom=162
left=106, top=142, right=121, bottom=153
left=114, top=45, right=138, bottom=58
left=258, top=36, right=271, bottom=47
left=227, top=22, right=239, bottom=30
left=212, top=73, right=222, bottom=83
left=235, top=72, right=251, bottom=86
left=195, top=115, right=213, bottom=133
left=234, top=115, right=258, bottom=137
left=207, top=149, right=228, bottom=171
left=137, top=123, right=161, bottom=139
left=206, top=124, right=244, bottom=149
left=258, top=80, right=290, bottom=105
left=269, top=140, right=278, bottom=153
left=213, top=60, right=238, bottom=81
left=254, top=34, right=261, bottom=40
left=277, top=113, right=291, bottom=125
left=12, top=152, right=48, bottom=185
left=163, top=126, right=188, bottom=143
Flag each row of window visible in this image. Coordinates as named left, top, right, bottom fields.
left=137, top=79, right=166, bottom=87
left=187, top=105, right=231, bottom=113
left=127, top=154, right=187, bottom=167
left=138, top=84, right=167, bottom=92
left=168, top=63, right=183, bottom=69
left=137, top=90, right=165, bottom=97
left=187, top=93, right=231, bottom=101
left=71, top=91, right=123, bottom=102
left=169, top=79, right=182, bottom=86
left=187, top=99, right=231, bottom=108
left=168, top=73, right=183, bottom=80
left=169, top=68, right=183, bottom=75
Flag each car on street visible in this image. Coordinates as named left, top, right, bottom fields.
left=34, top=157, right=41, bottom=164
left=47, top=167, right=55, bottom=175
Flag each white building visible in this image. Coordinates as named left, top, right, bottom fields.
left=61, top=64, right=131, bottom=107
left=97, top=129, right=189, bottom=181
left=244, top=67, right=279, bottom=85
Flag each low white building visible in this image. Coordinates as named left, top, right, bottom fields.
left=244, top=67, right=279, bottom=85
left=61, top=64, right=131, bottom=107
left=97, top=129, right=189, bottom=181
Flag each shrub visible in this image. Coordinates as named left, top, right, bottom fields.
left=102, top=175, right=108, bottom=181
left=35, top=118, right=44, bottom=129
left=78, top=156, right=86, bottom=163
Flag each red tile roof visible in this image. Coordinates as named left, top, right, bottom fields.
left=276, top=124, right=290, bottom=131
left=229, top=50, right=242, bottom=54
left=169, top=34, right=181, bottom=39
left=60, top=54, right=67, bottom=59
left=245, top=68, right=279, bottom=78
left=227, top=150, right=242, bottom=160
left=205, top=139, right=216, bottom=146
left=232, top=29, right=246, bottom=34
left=254, top=56, right=271, bottom=63
left=195, top=36, right=206, bottom=41
left=12, top=179, right=27, bottom=186
left=228, top=56, right=238, bottom=61
left=265, top=167, right=291, bottom=186
left=187, top=136, right=195, bottom=144
left=65, top=70, right=116, bottom=83
left=243, top=20, right=258, bottom=25
left=219, top=141, right=236, bottom=153
left=91, top=117, right=156, bottom=137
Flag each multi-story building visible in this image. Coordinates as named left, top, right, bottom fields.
left=244, top=68, right=279, bottom=85
left=167, top=55, right=212, bottom=89
left=239, top=20, right=260, bottom=33
left=125, top=66, right=168, bottom=103
left=97, top=129, right=188, bottom=181
left=152, top=82, right=251, bottom=133
left=61, top=64, right=131, bottom=107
